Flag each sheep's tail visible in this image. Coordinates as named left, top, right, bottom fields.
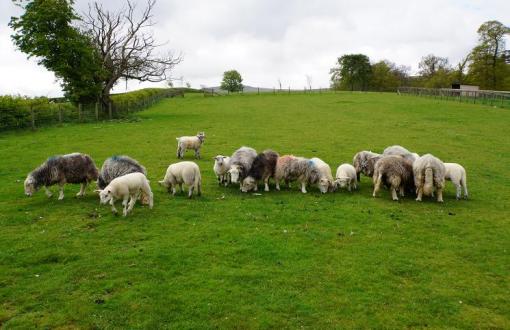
left=423, top=167, right=434, bottom=196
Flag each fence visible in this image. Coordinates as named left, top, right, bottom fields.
left=202, top=87, right=334, bottom=96
left=398, top=87, right=510, bottom=108
left=0, top=89, right=185, bottom=131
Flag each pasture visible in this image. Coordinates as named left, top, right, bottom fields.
left=0, top=92, right=509, bottom=328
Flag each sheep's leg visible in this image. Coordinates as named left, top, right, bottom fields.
left=110, top=198, right=118, bottom=214
left=372, top=175, right=382, bottom=198
left=463, top=180, right=468, bottom=199
left=275, top=180, right=280, bottom=191
left=171, top=184, right=176, bottom=196
left=126, top=194, right=137, bottom=214
left=455, top=183, right=462, bottom=200
left=44, top=186, right=53, bottom=198
left=399, top=186, right=405, bottom=197
left=254, top=184, right=258, bottom=192
left=195, top=148, right=201, bottom=159
left=188, top=185, right=194, bottom=198
left=264, top=177, right=270, bottom=192
left=58, top=184, right=65, bottom=200
left=300, top=181, right=307, bottom=194
left=356, top=172, right=361, bottom=182
left=287, top=180, right=292, bottom=188
left=391, top=188, right=399, bottom=201
left=76, top=183, right=86, bottom=197
left=179, top=183, right=183, bottom=193
left=122, top=196, right=129, bottom=217
left=436, top=188, right=444, bottom=203
left=416, top=187, right=423, bottom=202
left=348, top=182, right=352, bottom=192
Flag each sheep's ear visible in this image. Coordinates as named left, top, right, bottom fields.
left=94, top=189, right=102, bottom=194
left=158, top=180, right=165, bottom=186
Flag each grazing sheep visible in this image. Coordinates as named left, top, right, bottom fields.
left=159, top=161, right=202, bottom=198
left=372, top=156, right=414, bottom=201
left=274, top=155, right=320, bottom=193
left=96, top=172, right=153, bottom=217
left=335, top=164, right=358, bottom=192
left=310, top=158, right=334, bottom=193
left=228, top=146, right=257, bottom=185
left=353, top=151, right=380, bottom=181
left=241, top=150, right=279, bottom=192
left=213, top=155, right=231, bottom=186
left=413, top=154, right=446, bottom=202
left=444, top=163, right=468, bottom=200
left=176, top=132, right=205, bottom=159
left=382, top=145, right=419, bottom=162
left=24, top=153, right=98, bottom=200
left=360, top=155, right=382, bottom=178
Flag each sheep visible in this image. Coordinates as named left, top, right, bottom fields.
left=382, top=145, right=419, bottom=162
left=96, top=172, right=153, bottom=217
left=159, top=161, right=202, bottom=198
left=372, top=155, right=414, bottom=201
left=360, top=155, right=382, bottom=178
left=334, top=164, right=358, bottom=192
left=444, top=163, right=468, bottom=200
left=274, top=155, right=320, bottom=194
left=228, top=146, right=257, bottom=185
left=213, top=155, right=231, bottom=186
left=353, top=151, right=380, bottom=181
left=24, top=153, right=98, bottom=200
left=176, top=132, right=205, bottom=159
left=310, top=157, right=334, bottom=193
left=241, top=150, right=279, bottom=192
left=413, top=154, right=446, bottom=202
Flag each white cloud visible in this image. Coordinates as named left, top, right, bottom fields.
left=0, top=0, right=509, bottom=96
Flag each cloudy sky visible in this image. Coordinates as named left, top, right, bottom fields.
left=0, top=0, right=508, bottom=97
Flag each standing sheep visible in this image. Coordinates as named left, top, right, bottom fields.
left=213, top=155, right=231, bottom=186
left=310, top=157, right=334, bottom=193
left=241, top=150, right=279, bottom=192
left=24, top=153, right=98, bottom=200
left=176, top=132, right=205, bottom=159
left=159, top=161, right=202, bottom=198
left=96, top=172, right=153, bottom=217
left=360, top=155, right=382, bottom=178
left=372, top=156, right=414, bottom=201
left=353, top=151, right=380, bottom=181
left=335, top=164, right=358, bottom=192
left=274, top=155, right=320, bottom=194
left=444, top=163, right=468, bottom=200
left=413, top=154, right=446, bottom=202
left=228, top=146, right=257, bottom=185
left=383, top=145, right=419, bottom=162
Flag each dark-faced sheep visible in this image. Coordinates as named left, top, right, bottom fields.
left=372, top=155, right=414, bottom=201
left=176, top=132, right=205, bottom=159
left=382, top=145, right=419, bottom=162
left=353, top=151, right=380, bottom=181
left=241, top=150, right=279, bottom=192
left=274, top=155, right=320, bottom=193
left=360, top=155, right=382, bottom=178
left=413, top=154, right=446, bottom=202
left=24, top=153, right=98, bottom=200
left=228, top=146, right=257, bottom=185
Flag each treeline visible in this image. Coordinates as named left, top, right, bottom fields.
left=331, top=20, right=510, bottom=91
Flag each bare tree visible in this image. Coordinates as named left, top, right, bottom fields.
left=305, top=75, right=312, bottom=90
left=277, top=78, right=282, bottom=91
left=83, top=0, right=182, bottom=106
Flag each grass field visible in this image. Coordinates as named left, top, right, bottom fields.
left=0, top=92, right=509, bottom=328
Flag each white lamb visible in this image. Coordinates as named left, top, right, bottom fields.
left=159, top=161, right=202, bottom=198
left=96, top=172, right=153, bottom=217
left=213, top=155, right=231, bottom=186
left=334, top=164, right=358, bottom=192
left=444, top=163, right=468, bottom=200
left=310, top=157, right=334, bottom=193
left=176, top=132, right=205, bottom=159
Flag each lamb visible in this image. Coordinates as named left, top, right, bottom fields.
left=213, top=155, right=231, bottom=186
left=176, top=132, right=205, bottom=159
left=228, top=146, right=257, bottom=185
left=353, top=151, right=380, bottom=181
left=96, top=172, right=153, bottom=217
left=24, top=153, right=98, bottom=200
left=382, top=145, right=419, bottom=162
left=159, top=161, right=202, bottom=198
left=241, top=150, right=279, bottom=192
left=372, top=155, right=414, bottom=201
left=444, top=163, right=468, bottom=200
left=413, top=154, right=446, bottom=202
left=360, top=155, right=382, bottom=178
left=334, top=164, right=358, bottom=192
left=274, top=155, right=320, bottom=194
left=310, top=157, right=334, bottom=193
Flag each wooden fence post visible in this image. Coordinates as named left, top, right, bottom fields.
left=95, top=102, right=99, bottom=121
left=257, top=87, right=260, bottom=95
left=78, top=103, right=82, bottom=122
left=127, top=101, right=130, bottom=115
left=108, top=102, right=112, bottom=119
left=30, top=104, right=36, bottom=130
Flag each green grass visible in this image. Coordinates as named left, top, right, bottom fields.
left=0, top=92, right=509, bottom=329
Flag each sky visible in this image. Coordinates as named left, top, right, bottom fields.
left=0, top=0, right=508, bottom=97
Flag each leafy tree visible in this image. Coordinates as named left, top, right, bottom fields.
left=220, top=70, right=243, bottom=93
left=9, top=0, right=103, bottom=103
left=418, top=54, right=450, bottom=77
left=330, top=54, right=371, bottom=91
left=370, top=60, right=409, bottom=91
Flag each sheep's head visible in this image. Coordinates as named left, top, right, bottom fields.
left=335, top=177, right=349, bottom=189
left=96, top=189, right=113, bottom=204
left=229, top=165, right=241, bottom=183
left=318, top=177, right=330, bottom=194
left=24, top=175, right=37, bottom=196
left=240, top=176, right=257, bottom=193
left=214, top=155, right=227, bottom=166
left=197, top=132, right=206, bottom=142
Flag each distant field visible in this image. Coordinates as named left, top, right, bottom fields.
left=0, top=92, right=509, bottom=328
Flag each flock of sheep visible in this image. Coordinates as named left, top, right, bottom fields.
left=23, top=132, right=468, bottom=217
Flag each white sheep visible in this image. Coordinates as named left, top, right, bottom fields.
left=176, top=132, right=205, bottom=159
left=213, top=155, right=231, bottom=186
left=334, top=164, right=358, bottom=192
left=310, top=158, right=334, bottom=193
left=444, top=163, right=468, bottom=200
left=159, top=161, right=202, bottom=198
left=96, top=172, right=153, bottom=217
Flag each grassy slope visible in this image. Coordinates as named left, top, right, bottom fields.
left=0, top=93, right=508, bottom=328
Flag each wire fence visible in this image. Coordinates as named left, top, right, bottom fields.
left=202, top=87, right=334, bottom=96
left=398, top=87, right=510, bottom=108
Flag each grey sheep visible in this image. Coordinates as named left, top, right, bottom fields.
left=382, top=145, right=419, bottom=162
left=274, top=155, right=321, bottom=193
left=372, top=155, right=414, bottom=201
left=229, top=146, right=258, bottom=185
left=24, top=153, right=98, bottom=200
left=353, top=151, right=380, bottom=181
